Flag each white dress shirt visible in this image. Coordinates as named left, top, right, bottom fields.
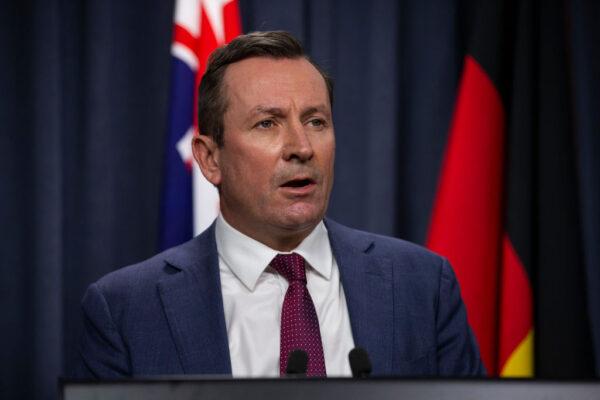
left=215, top=214, right=355, bottom=377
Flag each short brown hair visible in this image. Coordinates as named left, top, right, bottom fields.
left=197, top=31, right=334, bottom=147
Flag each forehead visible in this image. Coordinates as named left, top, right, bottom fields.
left=222, top=57, right=330, bottom=112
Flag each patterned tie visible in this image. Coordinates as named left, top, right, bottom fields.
left=271, top=253, right=327, bottom=377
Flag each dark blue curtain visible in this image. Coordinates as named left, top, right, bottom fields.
left=1, top=1, right=173, bottom=398
left=570, top=0, right=600, bottom=374
left=1, top=0, right=599, bottom=398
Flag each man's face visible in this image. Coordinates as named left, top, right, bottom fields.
left=203, top=57, right=335, bottom=250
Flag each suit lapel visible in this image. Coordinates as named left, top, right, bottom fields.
left=157, top=225, right=232, bottom=375
left=326, top=219, right=394, bottom=375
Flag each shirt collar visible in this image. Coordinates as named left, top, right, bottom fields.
left=215, top=214, right=333, bottom=291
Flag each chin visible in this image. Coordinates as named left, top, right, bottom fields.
left=278, top=211, right=324, bottom=232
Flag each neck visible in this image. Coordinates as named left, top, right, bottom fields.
left=219, top=213, right=317, bottom=252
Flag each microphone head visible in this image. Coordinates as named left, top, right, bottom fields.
left=286, top=349, right=309, bottom=375
left=349, top=347, right=372, bottom=378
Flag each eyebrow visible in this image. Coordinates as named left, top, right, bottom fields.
left=248, top=104, right=331, bottom=120
left=250, top=106, right=285, bottom=118
left=300, top=105, right=331, bottom=120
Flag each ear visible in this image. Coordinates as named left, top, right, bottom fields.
left=192, top=134, right=222, bottom=186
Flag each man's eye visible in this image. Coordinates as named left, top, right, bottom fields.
left=256, top=120, right=274, bottom=129
left=309, top=119, right=326, bottom=128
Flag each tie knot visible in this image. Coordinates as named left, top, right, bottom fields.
left=271, top=253, right=306, bottom=282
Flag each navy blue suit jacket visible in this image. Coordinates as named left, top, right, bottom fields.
left=75, top=219, right=485, bottom=378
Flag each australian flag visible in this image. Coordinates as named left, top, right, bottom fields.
left=160, top=0, right=241, bottom=250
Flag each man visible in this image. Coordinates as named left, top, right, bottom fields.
left=75, top=31, right=484, bottom=378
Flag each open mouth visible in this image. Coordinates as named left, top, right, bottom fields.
left=281, top=178, right=314, bottom=188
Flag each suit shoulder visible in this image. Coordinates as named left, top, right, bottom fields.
left=325, top=218, right=447, bottom=275
left=92, top=226, right=216, bottom=297
left=93, top=248, right=171, bottom=293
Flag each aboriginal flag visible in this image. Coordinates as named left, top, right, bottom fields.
left=427, top=0, right=595, bottom=377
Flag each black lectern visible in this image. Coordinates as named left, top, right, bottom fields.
left=61, top=378, right=600, bottom=400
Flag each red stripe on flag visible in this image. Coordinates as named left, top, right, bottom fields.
left=192, top=6, right=219, bottom=130
left=173, top=24, right=201, bottom=60
left=198, top=5, right=219, bottom=75
left=223, top=0, right=242, bottom=43
left=427, top=55, right=505, bottom=374
left=498, top=235, right=533, bottom=370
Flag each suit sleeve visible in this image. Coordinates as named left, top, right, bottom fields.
left=72, top=283, right=131, bottom=379
left=436, top=258, right=486, bottom=376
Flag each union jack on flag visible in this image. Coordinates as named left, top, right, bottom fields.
left=160, top=0, right=242, bottom=249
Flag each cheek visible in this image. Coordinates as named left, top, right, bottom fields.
left=223, top=154, right=274, bottom=196
left=319, top=140, right=336, bottom=172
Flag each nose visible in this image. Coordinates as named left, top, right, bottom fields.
left=282, top=121, right=314, bottom=162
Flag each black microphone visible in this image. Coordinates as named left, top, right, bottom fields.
left=286, top=349, right=308, bottom=376
left=349, top=347, right=372, bottom=378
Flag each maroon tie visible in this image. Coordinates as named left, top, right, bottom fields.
left=271, top=253, right=327, bottom=377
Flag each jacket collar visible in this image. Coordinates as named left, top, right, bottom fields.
left=158, top=223, right=232, bottom=375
